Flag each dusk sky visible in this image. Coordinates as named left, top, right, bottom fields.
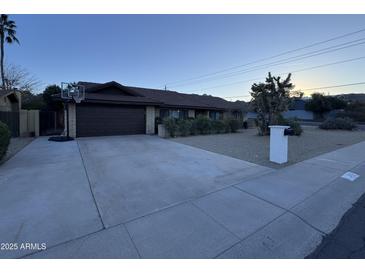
left=7, top=14, right=365, bottom=100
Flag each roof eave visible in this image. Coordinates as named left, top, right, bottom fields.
left=82, top=99, right=161, bottom=106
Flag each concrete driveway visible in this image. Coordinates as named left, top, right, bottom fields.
left=0, top=138, right=103, bottom=259
left=0, top=135, right=271, bottom=258
left=77, top=135, right=271, bottom=226
left=1, top=135, right=364, bottom=258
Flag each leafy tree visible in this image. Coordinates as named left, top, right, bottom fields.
left=305, top=93, right=347, bottom=118
left=0, top=14, right=19, bottom=89
left=328, top=96, right=347, bottom=110
left=21, top=90, right=45, bottom=110
left=305, top=93, right=332, bottom=114
left=20, top=85, right=64, bottom=110
left=42, top=85, right=63, bottom=110
left=250, top=72, right=294, bottom=135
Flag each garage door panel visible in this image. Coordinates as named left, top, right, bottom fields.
left=76, top=104, right=146, bottom=137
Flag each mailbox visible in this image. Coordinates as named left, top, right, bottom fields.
left=269, top=125, right=290, bottom=164
left=284, top=128, right=295, bottom=136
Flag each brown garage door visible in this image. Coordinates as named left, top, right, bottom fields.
left=76, top=103, right=146, bottom=137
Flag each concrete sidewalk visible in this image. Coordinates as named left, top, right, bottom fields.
left=29, top=139, right=365, bottom=259
left=219, top=141, right=365, bottom=258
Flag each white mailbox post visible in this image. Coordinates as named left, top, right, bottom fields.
left=269, top=125, right=290, bottom=164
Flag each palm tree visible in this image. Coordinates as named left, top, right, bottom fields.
left=0, top=14, right=19, bottom=90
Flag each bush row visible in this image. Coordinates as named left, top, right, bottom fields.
left=0, top=121, right=11, bottom=161
left=319, top=117, right=357, bottom=130
left=163, top=116, right=241, bottom=137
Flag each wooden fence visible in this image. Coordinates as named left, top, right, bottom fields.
left=0, top=111, right=19, bottom=137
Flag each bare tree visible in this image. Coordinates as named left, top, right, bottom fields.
left=3, top=63, right=41, bottom=92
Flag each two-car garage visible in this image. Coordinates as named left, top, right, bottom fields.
left=76, top=103, right=146, bottom=137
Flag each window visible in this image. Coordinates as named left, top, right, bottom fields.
left=160, top=109, right=188, bottom=119
left=170, top=110, right=179, bottom=119
left=179, top=110, right=188, bottom=119
left=196, top=110, right=207, bottom=117
left=209, top=111, right=223, bottom=120
left=160, top=109, right=170, bottom=119
left=232, top=111, right=241, bottom=119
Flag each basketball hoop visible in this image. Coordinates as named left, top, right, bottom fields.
left=61, top=82, right=85, bottom=103
left=73, top=97, right=82, bottom=104
left=49, top=82, right=85, bottom=142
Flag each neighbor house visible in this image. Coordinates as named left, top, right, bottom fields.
left=245, top=98, right=314, bottom=124
left=61, top=81, right=245, bottom=138
left=282, top=98, right=314, bottom=120
left=0, top=90, right=21, bottom=112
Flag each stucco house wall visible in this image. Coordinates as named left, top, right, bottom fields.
left=282, top=110, right=314, bottom=120
left=146, top=106, right=156, bottom=134
left=64, top=103, right=77, bottom=138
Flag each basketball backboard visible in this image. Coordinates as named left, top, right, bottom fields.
left=61, top=82, right=85, bottom=103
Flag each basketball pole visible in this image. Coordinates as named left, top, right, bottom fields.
left=66, top=100, right=70, bottom=138
left=49, top=82, right=83, bottom=142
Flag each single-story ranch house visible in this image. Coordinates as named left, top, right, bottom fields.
left=62, top=81, right=246, bottom=138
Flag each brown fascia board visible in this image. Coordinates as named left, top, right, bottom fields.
left=159, top=104, right=226, bottom=111
left=79, top=100, right=227, bottom=110
left=82, top=99, right=161, bottom=106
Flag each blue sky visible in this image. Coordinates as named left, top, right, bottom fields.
left=6, top=14, right=365, bottom=100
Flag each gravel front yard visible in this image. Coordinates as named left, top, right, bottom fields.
left=172, top=126, right=365, bottom=169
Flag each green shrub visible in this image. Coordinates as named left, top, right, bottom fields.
left=0, top=121, right=11, bottom=161
left=194, top=115, right=211, bottom=135
left=287, top=119, right=303, bottom=136
left=177, top=119, right=192, bottom=136
left=277, top=115, right=303, bottom=136
left=320, top=117, right=356, bottom=130
left=211, top=120, right=226, bottom=134
left=336, top=102, right=365, bottom=122
left=162, top=115, right=241, bottom=137
left=163, top=117, right=178, bottom=137
left=189, top=118, right=198, bottom=135
left=228, top=118, right=240, bottom=133
left=223, top=119, right=232, bottom=133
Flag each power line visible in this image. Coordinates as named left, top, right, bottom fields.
left=222, top=81, right=365, bottom=99
left=300, top=81, right=365, bottom=91
left=165, top=27, right=365, bottom=87
left=186, top=55, right=365, bottom=93
left=171, top=37, right=365, bottom=88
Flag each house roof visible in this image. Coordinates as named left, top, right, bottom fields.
left=337, top=93, right=365, bottom=103
left=0, top=90, right=19, bottom=102
left=77, top=81, right=245, bottom=111
left=0, top=90, right=15, bottom=97
left=289, top=99, right=307, bottom=110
